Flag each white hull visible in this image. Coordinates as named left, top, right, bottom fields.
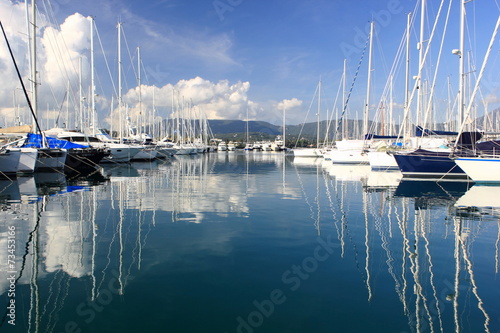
left=18, top=148, right=38, bottom=174
left=335, top=139, right=366, bottom=150
left=101, top=144, right=142, bottom=163
left=455, top=157, right=500, bottom=183
left=367, top=151, right=398, bottom=170
left=329, top=149, right=369, bottom=165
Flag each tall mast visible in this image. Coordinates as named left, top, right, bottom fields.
left=342, top=59, right=347, bottom=140
left=90, top=17, right=96, bottom=136
left=363, top=21, right=374, bottom=138
left=417, top=0, right=425, bottom=128
left=137, top=47, right=142, bottom=135
left=317, top=78, right=321, bottom=148
left=117, top=22, right=122, bottom=143
left=404, top=12, right=411, bottom=140
left=458, top=0, right=465, bottom=130
left=31, top=0, right=38, bottom=129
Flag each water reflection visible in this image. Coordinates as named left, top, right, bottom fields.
left=0, top=154, right=498, bottom=332
left=321, top=162, right=499, bottom=333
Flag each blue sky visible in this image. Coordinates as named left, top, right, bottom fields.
left=1, top=0, right=500, bottom=130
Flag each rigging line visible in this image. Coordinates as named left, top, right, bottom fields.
left=293, top=82, right=319, bottom=148
left=39, top=0, right=80, bottom=101
left=54, top=89, right=68, bottom=126
left=121, top=24, right=138, bottom=90
left=94, top=21, right=118, bottom=99
left=323, top=74, right=344, bottom=144
left=334, top=27, right=371, bottom=138
left=397, top=1, right=452, bottom=141
left=0, top=20, right=43, bottom=135
left=455, top=14, right=500, bottom=143
left=421, top=0, right=452, bottom=131
left=368, top=6, right=419, bottom=136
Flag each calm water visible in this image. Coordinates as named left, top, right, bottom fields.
left=1, top=152, right=499, bottom=333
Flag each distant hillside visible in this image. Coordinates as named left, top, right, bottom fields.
left=157, top=111, right=500, bottom=147
left=207, top=119, right=373, bottom=143
left=207, top=120, right=282, bottom=136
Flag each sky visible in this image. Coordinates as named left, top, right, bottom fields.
left=1, top=0, right=500, bottom=133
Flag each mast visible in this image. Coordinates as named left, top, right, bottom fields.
left=137, top=46, right=142, bottom=136
left=78, top=57, right=83, bottom=129
left=30, top=0, right=38, bottom=133
left=404, top=12, right=411, bottom=140
left=90, top=17, right=96, bottom=136
left=458, top=0, right=465, bottom=131
left=283, top=105, right=286, bottom=149
left=417, top=0, right=426, bottom=128
left=342, top=59, right=347, bottom=140
left=363, top=21, right=374, bottom=138
left=117, top=22, right=123, bottom=143
left=317, top=78, right=321, bottom=148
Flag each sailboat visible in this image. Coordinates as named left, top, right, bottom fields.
left=0, top=4, right=65, bottom=173
left=393, top=0, right=498, bottom=180
left=452, top=14, right=500, bottom=183
left=328, top=22, right=375, bottom=165
left=293, top=80, right=322, bottom=157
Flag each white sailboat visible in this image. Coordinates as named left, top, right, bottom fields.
left=293, top=80, right=322, bottom=157
left=453, top=14, right=500, bottom=183
left=328, top=22, right=375, bottom=165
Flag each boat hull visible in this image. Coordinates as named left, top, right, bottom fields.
left=367, top=151, right=398, bottom=171
left=35, top=148, right=67, bottom=171
left=18, top=148, right=38, bottom=174
left=329, top=149, right=369, bottom=165
left=455, top=157, right=500, bottom=183
left=64, top=148, right=109, bottom=174
left=0, top=149, right=21, bottom=176
left=393, top=149, right=467, bottom=180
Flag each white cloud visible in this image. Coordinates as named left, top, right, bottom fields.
left=277, top=97, right=302, bottom=110
left=115, top=77, right=255, bottom=129
left=0, top=1, right=92, bottom=128
left=41, top=12, right=90, bottom=89
left=0, top=0, right=31, bottom=125
left=0, top=1, right=308, bottom=133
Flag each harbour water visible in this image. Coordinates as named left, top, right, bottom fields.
left=1, top=152, right=499, bottom=333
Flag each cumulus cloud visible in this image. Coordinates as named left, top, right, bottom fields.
left=277, top=98, right=302, bottom=110
left=0, top=1, right=307, bottom=133
left=0, top=1, right=91, bottom=128
left=41, top=12, right=90, bottom=89
left=110, top=77, right=258, bottom=129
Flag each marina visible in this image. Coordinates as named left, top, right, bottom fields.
left=1, top=152, right=499, bottom=332
left=1, top=0, right=500, bottom=331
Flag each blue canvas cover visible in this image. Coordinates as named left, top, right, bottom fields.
left=22, top=133, right=89, bottom=149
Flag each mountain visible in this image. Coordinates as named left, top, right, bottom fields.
left=205, top=119, right=369, bottom=144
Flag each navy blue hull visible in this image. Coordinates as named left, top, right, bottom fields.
left=394, top=149, right=467, bottom=179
